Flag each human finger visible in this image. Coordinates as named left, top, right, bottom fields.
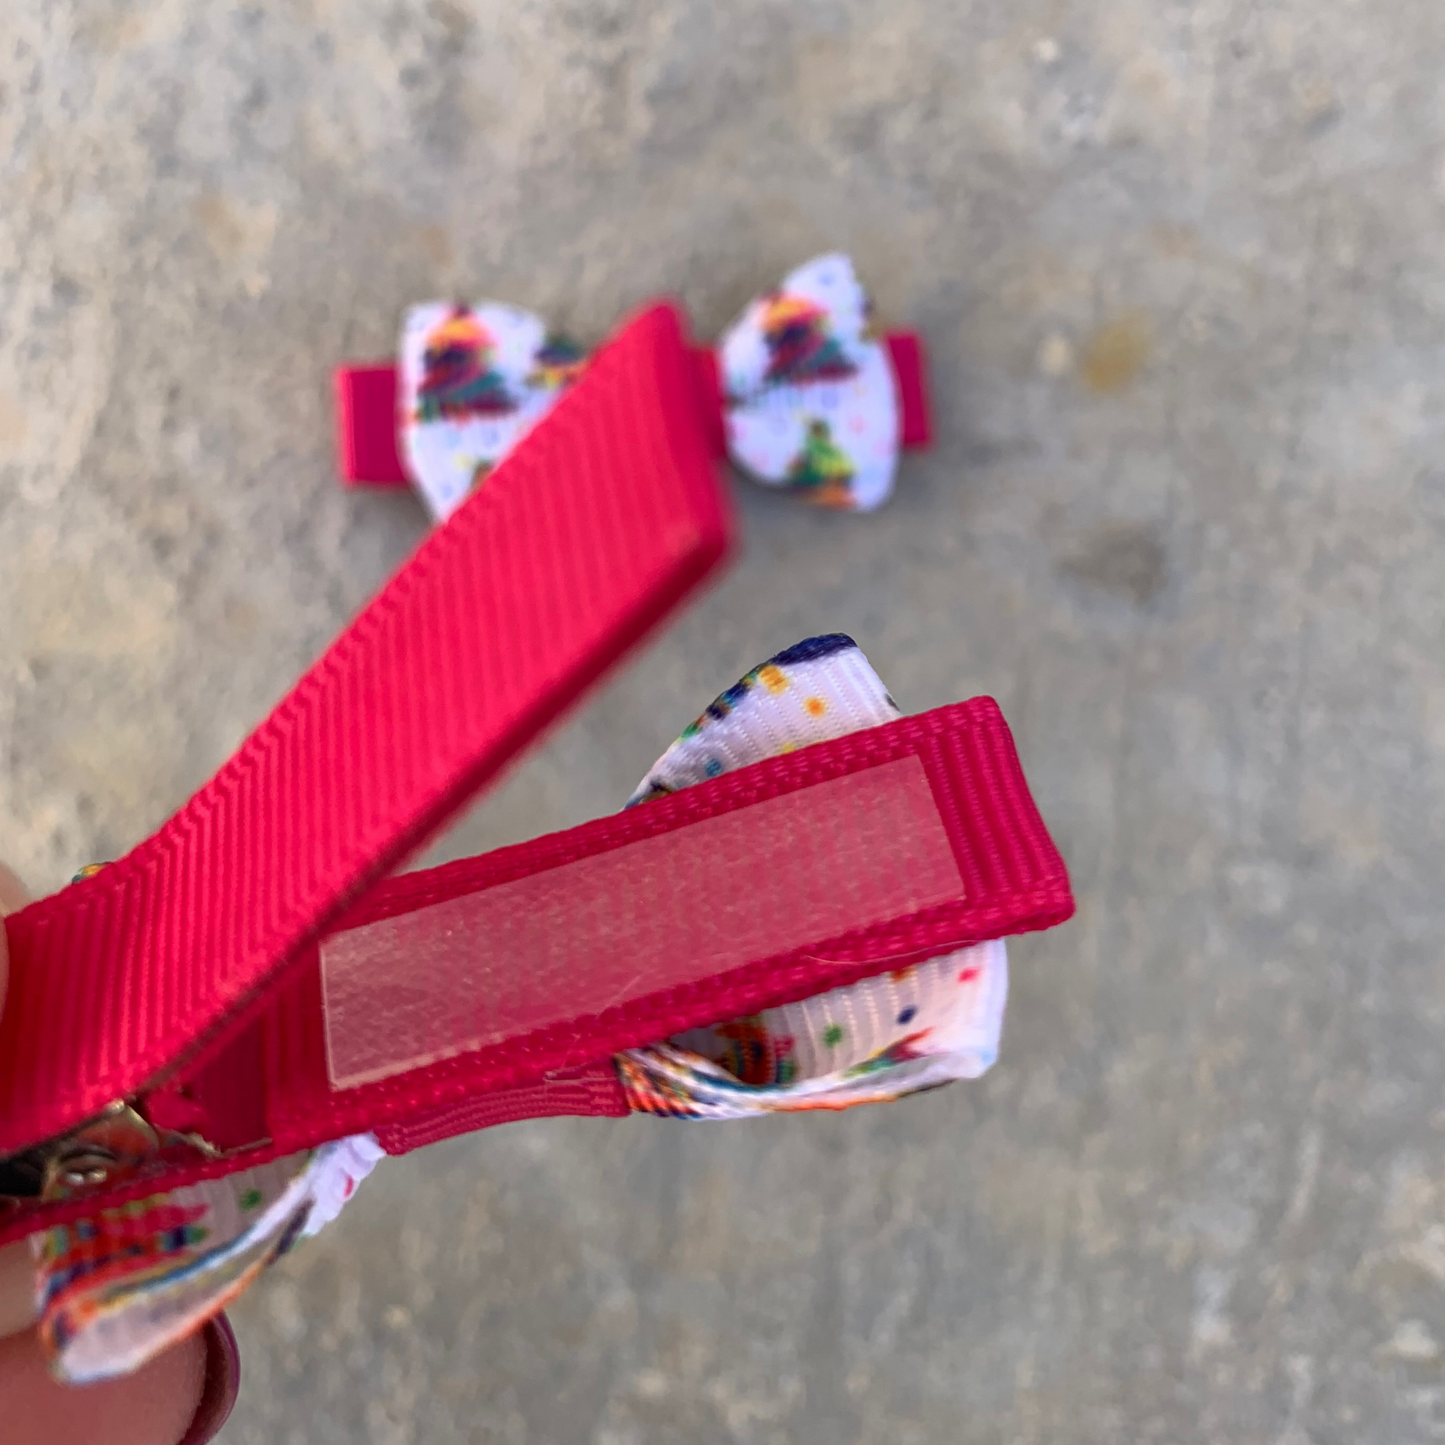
left=0, top=1322, right=207, bottom=1445
left=0, top=862, right=32, bottom=1336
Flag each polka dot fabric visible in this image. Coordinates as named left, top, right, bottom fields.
left=625, top=634, right=900, bottom=807
left=618, top=634, right=1010, bottom=1119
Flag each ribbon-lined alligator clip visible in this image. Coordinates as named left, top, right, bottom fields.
left=335, top=253, right=933, bottom=518
left=2, top=303, right=1069, bottom=1384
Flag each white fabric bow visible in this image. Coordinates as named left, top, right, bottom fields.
left=398, top=254, right=901, bottom=521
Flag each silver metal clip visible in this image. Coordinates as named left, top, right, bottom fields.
left=0, top=1101, right=209, bottom=1205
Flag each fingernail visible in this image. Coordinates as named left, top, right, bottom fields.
left=177, top=1314, right=240, bottom=1445
left=0, top=862, right=29, bottom=915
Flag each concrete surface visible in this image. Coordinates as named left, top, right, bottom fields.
left=3, top=1, right=1445, bottom=1441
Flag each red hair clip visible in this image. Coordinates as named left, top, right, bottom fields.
left=3, top=301, right=1066, bottom=1384
left=336, top=254, right=932, bottom=517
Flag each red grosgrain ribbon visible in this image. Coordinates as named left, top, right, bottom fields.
left=0, top=301, right=731, bottom=1194
left=0, top=299, right=1071, bottom=1255
left=0, top=697, right=1071, bottom=1246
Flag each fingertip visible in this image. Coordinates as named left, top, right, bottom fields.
left=0, top=1325, right=208, bottom=1445
left=126, top=1331, right=211, bottom=1445
left=0, top=859, right=30, bottom=1022
left=179, top=1316, right=241, bottom=1445
left=0, top=861, right=29, bottom=916
left=0, top=1240, right=38, bottom=1337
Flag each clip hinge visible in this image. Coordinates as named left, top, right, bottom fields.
left=0, top=1100, right=220, bottom=1205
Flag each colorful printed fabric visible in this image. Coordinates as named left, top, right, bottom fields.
left=399, top=300, right=586, bottom=521
left=396, top=254, right=900, bottom=521
left=29, top=635, right=1004, bottom=1380
left=618, top=633, right=1008, bottom=1118
left=616, top=940, right=1007, bottom=1119
left=625, top=633, right=900, bottom=806
left=718, top=255, right=900, bottom=512
left=32, top=866, right=386, bottom=1381
left=33, top=1135, right=383, bottom=1384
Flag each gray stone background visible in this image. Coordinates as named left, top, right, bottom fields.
left=3, top=1, right=1444, bottom=1441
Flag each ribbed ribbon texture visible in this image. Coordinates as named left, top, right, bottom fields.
left=0, top=302, right=732, bottom=1156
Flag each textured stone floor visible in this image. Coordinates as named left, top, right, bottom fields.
left=4, top=2, right=1445, bottom=1441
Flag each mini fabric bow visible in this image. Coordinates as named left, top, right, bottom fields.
left=400, top=255, right=902, bottom=522
left=31, top=635, right=1004, bottom=1383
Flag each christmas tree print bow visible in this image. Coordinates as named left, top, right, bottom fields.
left=31, top=636, right=1009, bottom=1385
left=387, top=255, right=919, bottom=520
left=715, top=256, right=899, bottom=513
